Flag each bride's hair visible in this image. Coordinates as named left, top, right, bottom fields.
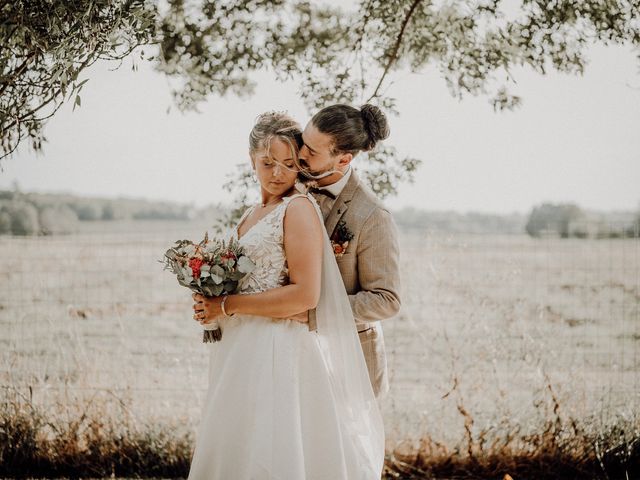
left=310, top=104, right=390, bottom=156
left=249, top=111, right=303, bottom=169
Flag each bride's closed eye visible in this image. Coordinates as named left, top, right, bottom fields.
left=262, top=159, right=296, bottom=169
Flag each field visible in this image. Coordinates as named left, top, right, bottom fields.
left=1, top=220, right=638, bottom=477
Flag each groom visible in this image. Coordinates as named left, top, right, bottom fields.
left=293, top=104, right=401, bottom=399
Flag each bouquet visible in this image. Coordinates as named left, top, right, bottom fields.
left=160, top=232, right=255, bottom=343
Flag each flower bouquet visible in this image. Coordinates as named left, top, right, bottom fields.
left=160, top=232, right=255, bottom=343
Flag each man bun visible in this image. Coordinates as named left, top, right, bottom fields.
left=360, top=104, right=390, bottom=151
left=311, top=103, right=390, bottom=155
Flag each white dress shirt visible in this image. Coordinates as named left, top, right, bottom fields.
left=313, top=166, right=352, bottom=219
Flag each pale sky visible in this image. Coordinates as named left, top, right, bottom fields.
left=1, top=42, right=639, bottom=214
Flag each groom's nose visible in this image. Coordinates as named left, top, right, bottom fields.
left=298, top=145, right=309, bottom=160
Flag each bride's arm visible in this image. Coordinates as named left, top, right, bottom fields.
left=195, top=196, right=323, bottom=321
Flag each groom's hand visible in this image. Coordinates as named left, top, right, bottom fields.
left=286, top=310, right=309, bottom=324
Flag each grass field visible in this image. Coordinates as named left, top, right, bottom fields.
left=1, top=220, right=638, bottom=478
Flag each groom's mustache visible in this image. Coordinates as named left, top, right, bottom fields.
left=297, top=161, right=338, bottom=181
left=297, top=170, right=344, bottom=182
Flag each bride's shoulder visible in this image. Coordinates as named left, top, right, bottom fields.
left=282, top=193, right=321, bottom=224
left=284, top=192, right=319, bottom=210
left=283, top=192, right=313, bottom=204
left=282, top=194, right=323, bottom=245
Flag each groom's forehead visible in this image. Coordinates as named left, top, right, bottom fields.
left=303, top=124, right=332, bottom=151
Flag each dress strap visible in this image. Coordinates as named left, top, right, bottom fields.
left=234, top=204, right=256, bottom=238
left=282, top=192, right=312, bottom=205
left=238, top=204, right=255, bottom=223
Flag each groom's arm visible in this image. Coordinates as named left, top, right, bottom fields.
left=349, top=207, right=401, bottom=329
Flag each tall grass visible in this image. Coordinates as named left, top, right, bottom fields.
left=1, top=387, right=192, bottom=478
left=382, top=373, right=639, bottom=480
left=2, top=383, right=637, bottom=479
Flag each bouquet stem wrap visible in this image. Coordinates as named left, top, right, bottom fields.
left=203, top=321, right=222, bottom=343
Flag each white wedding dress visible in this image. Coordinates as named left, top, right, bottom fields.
left=187, top=193, right=385, bottom=480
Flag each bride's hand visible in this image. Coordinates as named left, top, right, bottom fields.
left=192, top=292, right=224, bottom=325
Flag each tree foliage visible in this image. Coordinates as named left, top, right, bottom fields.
left=525, top=202, right=585, bottom=237
left=0, top=0, right=157, bottom=161
left=154, top=0, right=639, bottom=222
left=2, top=0, right=639, bottom=217
left=156, top=0, right=640, bottom=111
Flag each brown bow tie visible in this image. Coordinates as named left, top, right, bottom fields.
left=308, top=187, right=336, bottom=200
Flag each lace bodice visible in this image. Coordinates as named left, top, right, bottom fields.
left=231, top=194, right=309, bottom=294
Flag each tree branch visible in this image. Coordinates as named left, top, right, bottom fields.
left=31, top=98, right=65, bottom=123
left=4, top=91, right=59, bottom=131
left=366, top=0, right=423, bottom=103
left=0, top=118, right=22, bottom=162
left=0, top=51, right=37, bottom=96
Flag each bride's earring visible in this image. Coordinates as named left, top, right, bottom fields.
left=251, top=171, right=258, bottom=183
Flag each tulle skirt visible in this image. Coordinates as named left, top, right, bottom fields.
left=186, top=314, right=382, bottom=480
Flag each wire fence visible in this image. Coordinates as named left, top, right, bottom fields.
left=1, top=219, right=638, bottom=446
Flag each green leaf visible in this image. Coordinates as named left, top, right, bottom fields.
left=228, top=270, right=245, bottom=281
left=212, top=284, right=224, bottom=296
left=211, top=265, right=225, bottom=284
left=76, top=78, right=89, bottom=92
left=237, top=256, right=255, bottom=273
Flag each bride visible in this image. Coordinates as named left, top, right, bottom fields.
left=188, top=111, right=385, bottom=479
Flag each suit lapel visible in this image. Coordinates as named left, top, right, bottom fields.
left=325, top=168, right=360, bottom=235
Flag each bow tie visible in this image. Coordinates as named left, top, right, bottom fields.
left=308, top=187, right=336, bottom=200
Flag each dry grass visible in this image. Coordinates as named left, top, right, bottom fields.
left=1, top=387, right=192, bottom=478
left=0, top=221, right=638, bottom=478
left=1, top=384, right=637, bottom=479
left=383, top=375, right=639, bottom=479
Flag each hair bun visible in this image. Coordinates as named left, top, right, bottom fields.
left=360, top=104, right=390, bottom=150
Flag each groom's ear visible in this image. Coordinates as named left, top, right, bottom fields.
left=337, top=152, right=353, bottom=167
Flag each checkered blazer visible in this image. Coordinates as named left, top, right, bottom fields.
left=308, top=168, right=401, bottom=398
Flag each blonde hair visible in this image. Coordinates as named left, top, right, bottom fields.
left=249, top=111, right=302, bottom=169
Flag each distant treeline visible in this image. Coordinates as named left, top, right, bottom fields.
left=0, top=190, right=218, bottom=236
left=524, top=203, right=639, bottom=239
left=0, top=190, right=638, bottom=238
left=393, top=208, right=527, bottom=234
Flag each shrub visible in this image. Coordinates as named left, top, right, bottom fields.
left=0, top=200, right=40, bottom=235
left=526, top=203, right=585, bottom=238
left=69, top=201, right=103, bottom=221
left=39, top=205, right=79, bottom=235
left=0, top=210, right=11, bottom=234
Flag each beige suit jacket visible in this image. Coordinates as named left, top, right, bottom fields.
left=308, top=169, right=401, bottom=398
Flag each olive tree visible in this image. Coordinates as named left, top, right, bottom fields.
left=2, top=0, right=638, bottom=220
left=0, top=0, right=157, bottom=161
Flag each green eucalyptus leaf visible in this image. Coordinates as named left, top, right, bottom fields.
left=237, top=256, right=255, bottom=274
left=212, top=284, right=224, bottom=296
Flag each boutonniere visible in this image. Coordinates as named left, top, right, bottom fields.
left=330, top=220, right=354, bottom=258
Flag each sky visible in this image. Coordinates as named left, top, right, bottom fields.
left=1, top=41, right=639, bottom=215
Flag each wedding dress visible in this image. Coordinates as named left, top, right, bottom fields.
left=187, top=193, right=385, bottom=480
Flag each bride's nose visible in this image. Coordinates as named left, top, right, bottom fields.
left=273, top=163, right=283, bottom=175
